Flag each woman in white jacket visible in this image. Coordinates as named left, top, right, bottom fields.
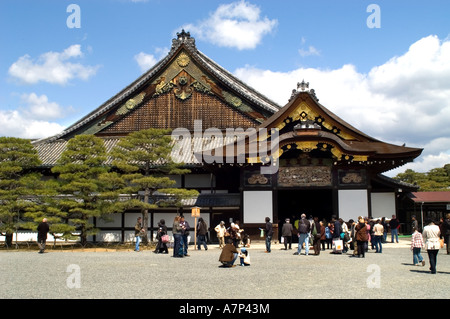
left=422, top=219, right=441, bottom=274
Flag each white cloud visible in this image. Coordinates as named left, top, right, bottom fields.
left=182, top=0, right=277, bottom=50
left=134, top=52, right=158, bottom=73
left=0, top=93, right=70, bottom=139
left=134, top=47, right=168, bottom=73
left=233, top=35, right=450, bottom=175
left=298, top=46, right=320, bottom=57
left=8, top=44, right=100, bottom=85
left=19, top=93, right=72, bottom=120
left=0, top=110, right=65, bottom=139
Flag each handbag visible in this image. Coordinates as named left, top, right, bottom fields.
left=440, top=238, right=444, bottom=249
left=161, top=234, right=170, bottom=243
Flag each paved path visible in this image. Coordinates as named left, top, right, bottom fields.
left=1, top=238, right=449, bottom=301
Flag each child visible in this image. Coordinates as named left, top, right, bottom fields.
left=325, top=224, right=332, bottom=249
left=239, top=248, right=251, bottom=266
left=411, top=227, right=425, bottom=266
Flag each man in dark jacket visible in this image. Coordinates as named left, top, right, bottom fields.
left=389, top=215, right=399, bottom=243
left=264, top=217, right=274, bottom=253
left=281, top=218, right=294, bottom=250
left=37, top=218, right=49, bottom=254
left=294, top=214, right=310, bottom=256
left=332, top=215, right=342, bottom=239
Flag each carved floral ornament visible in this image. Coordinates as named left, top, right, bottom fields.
left=276, top=100, right=356, bottom=141
left=245, top=140, right=370, bottom=164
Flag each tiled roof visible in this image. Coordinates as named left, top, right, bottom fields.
left=33, top=135, right=238, bottom=167
left=408, top=191, right=450, bottom=203
left=33, top=30, right=280, bottom=145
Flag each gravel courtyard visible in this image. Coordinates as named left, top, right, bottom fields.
left=1, top=238, right=449, bottom=300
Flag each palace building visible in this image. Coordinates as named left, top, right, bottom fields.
left=32, top=30, right=423, bottom=243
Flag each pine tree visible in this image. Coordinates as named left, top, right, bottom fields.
left=0, top=137, right=41, bottom=247
left=110, top=128, right=198, bottom=244
left=50, top=135, right=112, bottom=245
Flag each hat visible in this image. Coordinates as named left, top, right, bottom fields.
left=241, top=248, right=247, bottom=252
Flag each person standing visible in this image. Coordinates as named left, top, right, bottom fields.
left=134, top=217, right=143, bottom=252
left=172, top=215, right=184, bottom=258
left=37, top=218, right=49, bottom=254
left=410, top=227, right=425, bottom=266
left=294, top=214, right=310, bottom=256
left=281, top=218, right=294, bottom=250
left=422, top=219, right=441, bottom=274
left=196, top=217, right=208, bottom=250
left=355, top=217, right=368, bottom=258
left=373, top=219, right=384, bottom=253
left=443, top=213, right=450, bottom=255
left=381, top=217, right=388, bottom=243
left=312, top=217, right=322, bottom=255
left=389, top=215, right=400, bottom=243
left=320, top=221, right=326, bottom=251
left=325, top=223, right=332, bottom=250
left=180, top=216, right=190, bottom=256
left=214, top=221, right=227, bottom=249
left=264, top=217, right=274, bottom=253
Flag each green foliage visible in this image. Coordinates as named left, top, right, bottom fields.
left=50, top=135, right=112, bottom=244
left=111, top=128, right=198, bottom=242
left=394, top=164, right=450, bottom=191
left=0, top=137, right=42, bottom=243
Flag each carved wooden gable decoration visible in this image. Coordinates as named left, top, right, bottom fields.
left=250, top=80, right=423, bottom=173
left=48, top=30, right=279, bottom=142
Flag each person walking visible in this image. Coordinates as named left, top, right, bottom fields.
left=355, top=217, right=368, bottom=258
left=134, top=217, right=144, bottom=252
left=154, top=219, right=168, bottom=254
left=373, top=219, right=384, bottom=253
left=196, top=217, right=208, bottom=250
left=214, top=221, right=227, bottom=249
left=281, top=218, right=294, bottom=250
left=294, top=214, right=310, bottom=256
left=410, top=227, right=425, bottom=266
left=422, top=219, right=441, bottom=274
left=389, top=215, right=400, bottom=243
left=37, top=218, right=49, bottom=254
left=264, top=217, right=274, bottom=253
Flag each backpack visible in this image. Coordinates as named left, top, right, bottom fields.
left=298, top=220, right=308, bottom=233
left=312, top=223, right=318, bottom=236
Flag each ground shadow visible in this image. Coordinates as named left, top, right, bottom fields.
left=409, top=269, right=450, bottom=275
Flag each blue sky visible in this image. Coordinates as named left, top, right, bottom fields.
left=1, top=0, right=450, bottom=176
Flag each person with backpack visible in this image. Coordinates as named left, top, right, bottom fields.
left=294, top=214, right=310, bottom=256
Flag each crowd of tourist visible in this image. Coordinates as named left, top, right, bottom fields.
left=129, top=213, right=450, bottom=272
